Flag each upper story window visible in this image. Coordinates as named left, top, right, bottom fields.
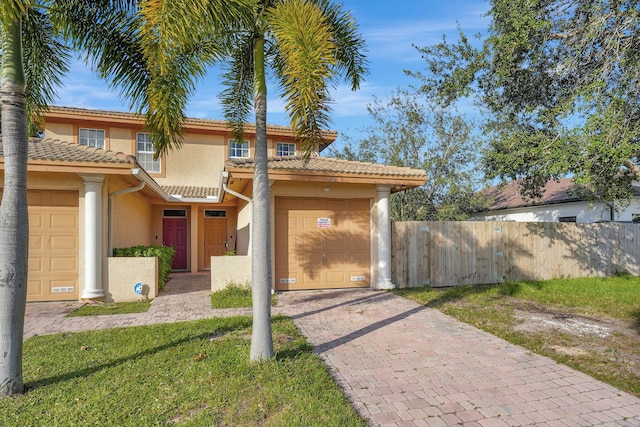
left=136, top=132, right=161, bottom=173
left=276, top=142, right=296, bottom=156
left=229, top=139, right=250, bottom=158
left=79, top=128, right=105, bottom=149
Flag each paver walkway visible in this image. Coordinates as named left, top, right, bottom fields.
left=24, top=274, right=640, bottom=426
left=24, top=273, right=260, bottom=340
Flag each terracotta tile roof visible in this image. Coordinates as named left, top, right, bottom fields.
left=0, top=137, right=136, bottom=164
left=226, top=156, right=427, bottom=178
left=47, top=106, right=338, bottom=141
left=484, top=178, right=640, bottom=211
left=162, top=185, right=218, bottom=199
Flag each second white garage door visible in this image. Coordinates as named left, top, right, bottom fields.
left=275, top=197, right=371, bottom=291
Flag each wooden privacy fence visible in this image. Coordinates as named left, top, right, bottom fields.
left=391, top=221, right=640, bottom=288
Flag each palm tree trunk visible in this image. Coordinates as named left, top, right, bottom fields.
left=250, top=34, right=274, bottom=361
left=0, top=18, right=29, bottom=397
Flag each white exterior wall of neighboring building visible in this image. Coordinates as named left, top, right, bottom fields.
left=471, top=198, right=640, bottom=223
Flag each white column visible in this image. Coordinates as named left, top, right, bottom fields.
left=376, top=185, right=395, bottom=289
left=80, top=174, right=105, bottom=299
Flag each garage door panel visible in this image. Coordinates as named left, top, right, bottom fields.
left=28, top=257, right=43, bottom=273
left=29, top=236, right=44, bottom=251
left=50, top=256, right=77, bottom=272
left=27, top=280, right=43, bottom=296
left=50, top=214, right=77, bottom=229
left=326, top=270, right=346, bottom=284
left=30, top=212, right=44, bottom=229
left=50, top=235, right=77, bottom=250
left=275, top=197, right=371, bottom=290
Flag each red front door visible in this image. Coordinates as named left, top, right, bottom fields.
left=163, top=218, right=187, bottom=270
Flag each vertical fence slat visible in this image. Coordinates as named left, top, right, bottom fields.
left=391, top=221, right=640, bottom=288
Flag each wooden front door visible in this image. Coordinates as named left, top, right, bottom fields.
left=204, top=217, right=227, bottom=268
left=163, top=218, right=188, bottom=270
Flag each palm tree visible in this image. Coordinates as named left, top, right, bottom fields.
left=0, top=0, right=150, bottom=397
left=139, top=0, right=367, bottom=361
left=0, top=1, right=31, bottom=397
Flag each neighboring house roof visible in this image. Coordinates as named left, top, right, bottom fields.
left=227, top=156, right=426, bottom=178
left=0, top=137, right=136, bottom=165
left=482, top=178, right=640, bottom=212
left=483, top=178, right=579, bottom=211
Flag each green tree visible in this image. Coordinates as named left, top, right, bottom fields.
left=417, top=0, right=640, bottom=203
left=138, top=0, right=367, bottom=361
left=0, top=0, right=148, bottom=396
left=330, top=85, right=487, bottom=221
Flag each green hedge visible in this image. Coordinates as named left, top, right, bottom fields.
left=113, top=246, right=175, bottom=291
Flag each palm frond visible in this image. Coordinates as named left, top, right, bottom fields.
left=50, top=0, right=149, bottom=111
left=0, top=0, right=31, bottom=25
left=220, top=34, right=254, bottom=142
left=21, top=7, right=70, bottom=131
left=267, top=0, right=336, bottom=155
left=312, top=0, right=369, bottom=90
left=138, top=0, right=252, bottom=155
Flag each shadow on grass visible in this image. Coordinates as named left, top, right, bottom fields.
left=393, top=280, right=536, bottom=308
left=632, top=309, right=640, bottom=333
left=25, top=318, right=253, bottom=391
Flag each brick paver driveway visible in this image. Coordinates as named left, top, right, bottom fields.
left=278, top=289, right=640, bottom=427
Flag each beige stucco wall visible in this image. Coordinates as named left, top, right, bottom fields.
left=211, top=256, right=252, bottom=292
left=109, top=127, right=134, bottom=154
left=44, top=123, right=74, bottom=142
left=155, top=133, right=226, bottom=188
left=108, top=176, right=154, bottom=249
left=235, top=199, right=252, bottom=256
left=107, top=256, right=158, bottom=302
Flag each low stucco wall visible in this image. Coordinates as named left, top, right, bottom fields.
left=211, top=256, right=252, bottom=292
left=107, top=257, right=158, bottom=302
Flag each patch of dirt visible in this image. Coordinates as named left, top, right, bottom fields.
left=448, top=297, right=640, bottom=391
left=509, top=299, right=633, bottom=339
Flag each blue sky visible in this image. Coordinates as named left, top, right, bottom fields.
left=54, top=0, right=491, bottom=150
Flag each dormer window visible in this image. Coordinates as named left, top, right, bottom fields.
left=79, top=128, right=105, bottom=149
left=229, top=140, right=250, bottom=158
left=276, top=142, right=296, bottom=156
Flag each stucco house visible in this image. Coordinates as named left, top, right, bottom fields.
left=471, top=178, right=640, bottom=223
left=0, top=106, right=426, bottom=302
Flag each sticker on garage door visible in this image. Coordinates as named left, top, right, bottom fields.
left=280, top=278, right=297, bottom=284
left=317, top=217, right=331, bottom=228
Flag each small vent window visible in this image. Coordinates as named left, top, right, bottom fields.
left=163, top=209, right=186, bottom=217
left=204, top=210, right=226, bottom=218
left=559, top=216, right=577, bottom=223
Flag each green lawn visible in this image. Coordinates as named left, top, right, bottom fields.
left=67, top=300, right=152, bottom=317
left=3, top=316, right=366, bottom=426
left=211, top=282, right=276, bottom=308
left=394, top=275, right=640, bottom=397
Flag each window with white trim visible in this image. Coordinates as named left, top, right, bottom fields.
left=228, top=139, right=250, bottom=158
left=136, top=132, right=161, bottom=173
left=276, top=142, right=296, bottom=156
left=79, top=128, right=105, bottom=149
